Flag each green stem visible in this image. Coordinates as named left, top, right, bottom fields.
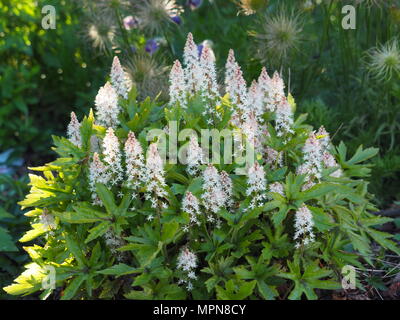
left=114, top=7, right=131, bottom=54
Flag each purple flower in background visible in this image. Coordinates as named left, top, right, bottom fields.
left=197, top=43, right=204, bottom=58
left=130, top=45, right=137, bottom=54
left=145, top=39, right=159, bottom=55
left=171, top=15, right=182, bottom=25
left=123, top=16, right=139, bottom=30
left=187, top=0, right=203, bottom=10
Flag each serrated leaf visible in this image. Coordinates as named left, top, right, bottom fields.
left=96, top=183, right=118, bottom=214
left=85, top=221, right=111, bottom=243
left=0, top=227, right=18, bottom=251
left=257, top=280, right=278, bottom=300
left=65, top=235, right=86, bottom=266
left=161, top=221, right=179, bottom=244
left=61, top=275, right=86, bottom=300
left=298, top=183, right=336, bottom=201
left=19, top=224, right=47, bottom=243
left=124, top=290, right=152, bottom=300
left=97, top=263, right=140, bottom=277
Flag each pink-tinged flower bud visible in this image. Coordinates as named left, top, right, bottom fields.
left=144, top=143, right=168, bottom=209
left=169, top=60, right=187, bottom=108
left=67, top=112, right=82, bottom=148
left=124, top=131, right=145, bottom=191
left=110, top=56, right=130, bottom=99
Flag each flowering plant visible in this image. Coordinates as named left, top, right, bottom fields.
left=4, top=33, right=399, bottom=300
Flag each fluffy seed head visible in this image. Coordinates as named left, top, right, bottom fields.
left=125, top=53, right=169, bottom=101
left=135, top=0, right=183, bottom=35
left=85, top=12, right=117, bottom=52
left=254, top=9, right=302, bottom=67
left=365, top=39, right=400, bottom=82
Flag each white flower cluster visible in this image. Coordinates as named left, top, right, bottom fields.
left=226, top=55, right=248, bottom=119
left=89, top=152, right=111, bottom=205
left=169, top=60, right=187, bottom=109
left=297, top=131, right=323, bottom=190
left=182, top=191, right=201, bottom=230
left=177, top=247, right=198, bottom=291
left=95, top=56, right=131, bottom=129
left=246, top=162, right=267, bottom=208
left=183, top=32, right=201, bottom=94
left=186, top=135, right=204, bottom=175
left=241, top=112, right=259, bottom=147
left=225, top=49, right=247, bottom=109
left=144, top=143, right=168, bottom=209
left=110, top=56, right=130, bottom=99
left=268, top=182, right=285, bottom=197
left=199, top=46, right=220, bottom=123
left=275, top=97, right=294, bottom=137
left=103, top=128, right=123, bottom=186
left=67, top=112, right=82, bottom=148
left=298, top=127, right=343, bottom=190
left=222, top=49, right=294, bottom=162
left=224, top=49, right=237, bottom=92
left=294, top=205, right=315, bottom=248
left=257, top=67, right=275, bottom=112
left=247, top=162, right=266, bottom=194
left=94, top=82, right=121, bottom=129
left=124, top=131, right=146, bottom=192
left=323, top=152, right=342, bottom=178
left=88, top=129, right=124, bottom=206
left=247, top=80, right=264, bottom=123
left=269, top=72, right=286, bottom=110
left=303, top=131, right=323, bottom=178
left=317, top=126, right=343, bottom=178
left=220, top=170, right=234, bottom=208
left=201, top=165, right=232, bottom=217
left=232, top=69, right=248, bottom=116
left=199, top=46, right=219, bottom=98
left=169, top=33, right=220, bottom=124
left=88, top=131, right=170, bottom=212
